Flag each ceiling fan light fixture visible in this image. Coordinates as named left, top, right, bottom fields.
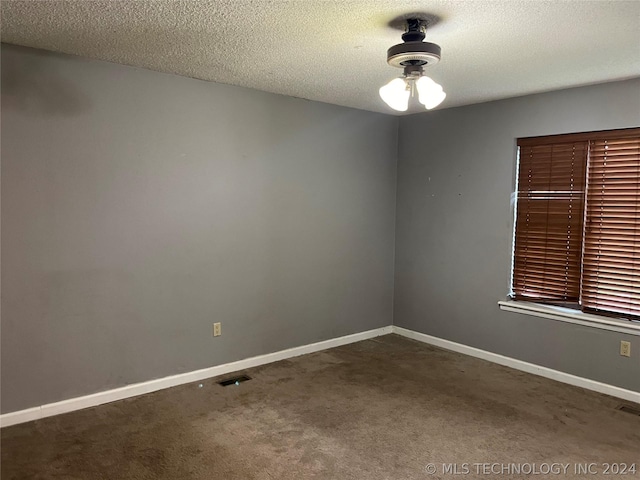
left=379, top=77, right=410, bottom=112
left=416, top=76, right=446, bottom=109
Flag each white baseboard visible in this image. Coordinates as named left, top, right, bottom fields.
left=392, top=326, right=640, bottom=405
left=3, top=324, right=637, bottom=428
left=0, top=326, right=393, bottom=428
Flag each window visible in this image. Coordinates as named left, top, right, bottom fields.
left=511, top=128, right=640, bottom=321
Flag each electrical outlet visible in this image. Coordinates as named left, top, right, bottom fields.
left=213, top=322, right=222, bottom=337
left=620, top=341, right=631, bottom=358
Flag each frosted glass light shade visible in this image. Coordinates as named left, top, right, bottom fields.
left=379, top=78, right=410, bottom=112
left=416, top=76, right=446, bottom=110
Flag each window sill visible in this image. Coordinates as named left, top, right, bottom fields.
left=498, top=300, right=640, bottom=337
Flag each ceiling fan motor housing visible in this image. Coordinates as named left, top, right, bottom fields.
left=387, top=18, right=441, bottom=69
left=387, top=41, right=441, bottom=68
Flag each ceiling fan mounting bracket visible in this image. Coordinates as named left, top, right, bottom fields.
left=401, top=18, right=427, bottom=42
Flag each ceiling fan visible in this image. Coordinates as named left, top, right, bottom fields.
left=379, top=18, right=446, bottom=112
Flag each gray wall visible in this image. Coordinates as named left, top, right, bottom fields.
left=395, top=78, right=640, bottom=392
left=3, top=42, right=638, bottom=415
left=1, top=44, right=399, bottom=413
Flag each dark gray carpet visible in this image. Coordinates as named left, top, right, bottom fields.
left=2, top=334, right=639, bottom=479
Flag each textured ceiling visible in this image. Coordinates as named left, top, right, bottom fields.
left=2, top=1, right=640, bottom=115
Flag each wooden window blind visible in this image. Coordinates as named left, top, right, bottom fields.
left=582, top=134, right=640, bottom=319
left=512, top=141, right=587, bottom=302
left=513, top=127, right=640, bottom=321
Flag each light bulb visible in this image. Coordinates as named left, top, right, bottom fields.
left=379, top=77, right=410, bottom=112
left=416, top=76, right=446, bottom=110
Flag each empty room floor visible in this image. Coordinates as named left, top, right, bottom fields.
left=2, top=334, right=639, bottom=479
